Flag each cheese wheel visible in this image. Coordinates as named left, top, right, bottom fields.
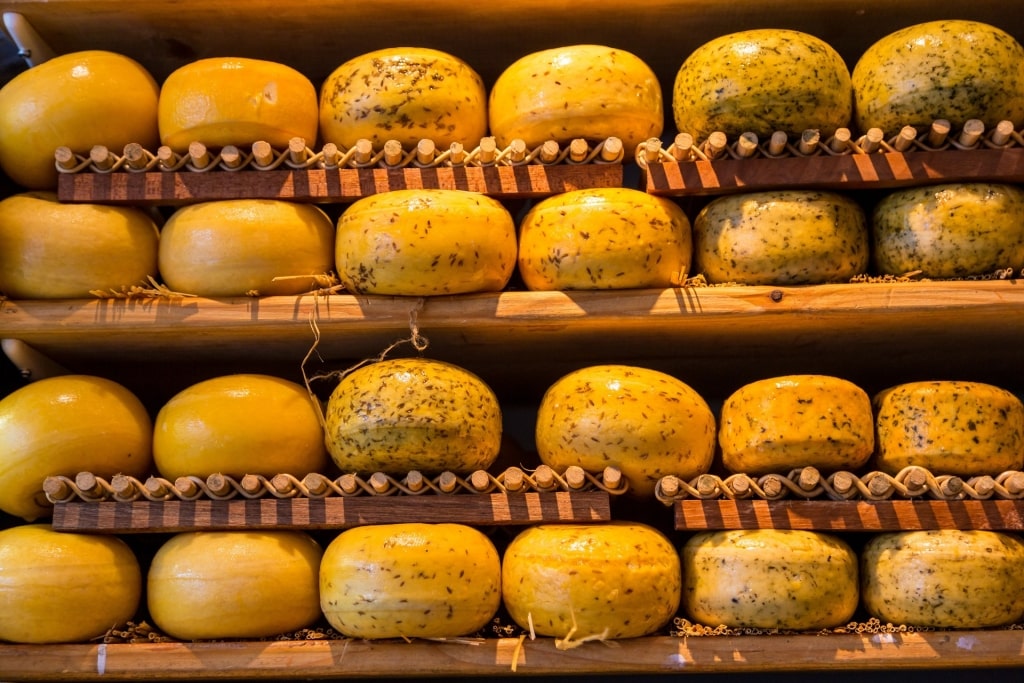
left=0, top=191, right=159, bottom=299
left=0, top=524, right=141, bottom=643
left=502, top=522, right=681, bottom=640
left=719, top=375, right=875, bottom=475
left=336, top=189, right=516, bottom=296
left=694, top=190, right=869, bottom=285
left=535, top=365, right=715, bottom=496
left=320, top=523, right=501, bottom=639
left=319, top=47, right=487, bottom=150
left=852, top=20, right=1024, bottom=135
left=682, top=529, right=859, bottom=630
left=872, top=183, right=1024, bottom=278
left=862, top=530, right=1024, bottom=629
left=672, top=29, right=852, bottom=141
left=147, top=530, right=323, bottom=640
left=873, top=380, right=1024, bottom=476
left=158, top=57, right=319, bottom=152
left=324, top=358, right=502, bottom=475
left=517, top=187, right=692, bottom=290
left=152, top=374, right=329, bottom=480
left=489, top=44, right=663, bottom=154
left=159, top=199, right=335, bottom=297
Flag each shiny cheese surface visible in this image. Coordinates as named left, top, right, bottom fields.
left=873, top=380, right=1024, bottom=476
left=672, top=29, right=852, bottom=141
left=719, top=375, right=875, bottom=475
left=502, top=522, right=680, bottom=640
left=320, top=523, right=501, bottom=639
left=862, top=530, right=1024, bottom=629
left=872, top=183, right=1024, bottom=278
left=517, top=187, right=692, bottom=290
left=682, top=529, right=859, bottom=630
left=694, top=190, right=869, bottom=285
left=852, top=20, right=1024, bottom=135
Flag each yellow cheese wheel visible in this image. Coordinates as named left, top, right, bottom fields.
left=694, top=190, right=869, bottom=285
left=873, top=380, right=1024, bottom=476
left=152, top=373, right=329, bottom=480
left=324, top=358, right=502, bottom=475
left=489, top=44, right=663, bottom=154
left=501, top=522, right=680, bottom=640
left=862, top=530, right=1024, bottom=629
left=159, top=199, right=335, bottom=297
left=336, top=188, right=516, bottom=296
left=535, top=365, right=715, bottom=496
left=517, top=187, right=692, bottom=290
left=320, top=523, right=501, bottom=639
left=0, top=524, right=141, bottom=643
left=0, top=191, right=159, bottom=299
left=319, top=47, right=487, bottom=150
left=852, top=20, right=1024, bottom=135
left=0, top=375, right=152, bottom=521
left=0, top=50, right=159, bottom=190
left=872, top=183, right=1024, bottom=278
left=672, top=29, right=852, bottom=141
left=147, top=530, right=323, bottom=640
left=719, top=375, right=875, bottom=475
left=158, top=57, right=318, bottom=152
left=682, top=529, right=859, bottom=630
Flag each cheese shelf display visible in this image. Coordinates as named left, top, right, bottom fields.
left=2, top=0, right=1024, bottom=679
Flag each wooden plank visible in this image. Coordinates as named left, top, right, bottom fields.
left=675, top=499, right=1024, bottom=531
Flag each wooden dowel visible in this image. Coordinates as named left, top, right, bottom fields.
left=729, top=475, right=751, bottom=498
left=219, top=145, right=243, bottom=169
left=156, top=146, right=177, bottom=170
left=735, top=131, right=759, bottom=158
left=122, top=142, right=148, bottom=170
left=477, top=136, right=497, bottom=165
left=337, top=473, right=360, bottom=495
left=903, top=467, right=928, bottom=495
left=831, top=471, right=855, bottom=496
left=859, top=128, right=884, bottom=154
left=320, top=142, right=342, bottom=168
left=928, top=119, right=952, bottom=147
left=696, top=473, right=719, bottom=497
left=533, top=465, right=556, bottom=490
left=760, top=474, right=784, bottom=499
left=867, top=473, right=893, bottom=498
left=602, top=466, right=622, bottom=491
left=206, top=473, right=231, bottom=497
left=503, top=467, right=525, bottom=492
left=641, top=136, right=663, bottom=164
left=658, top=475, right=680, bottom=499
left=110, top=474, right=137, bottom=499
left=89, top=145, right=115, bottom=171
left=448, top=141, right=466, bottom=166
left=970, top=475, right=996, bottom=498
left=368, top=472, right=391, bottom=494
left=564, top=466, right=586, bottom=490
left=469, top=470, right=491, bottom=492
left=796, top=467, right=820, bottom=492
left=416, top=138, right=436, bottom=166
left=797, top=129, right=820, bottom=156
left=54, top=145, right=77, bottom=171
left=252, top=140, right=275, bottom=167
left=1003, top=472, right=1024, bottom=496
left=188, top=141, right=211, bottom=169
left=568, top=138, right=589, bottom=163
left=765, top=131, right=788, bottom=156
left=303, top=472, right=332, bottom=497
left=437, top=471, right=458, bottom=493
left=703, top=131, right=728, bottom=160
left=892, top=125, right=918, bottom=152
left=827, top=128, right=852, bottom=154
left=939, top=475, right=964, bottom=498
left=670, top=132, right=695, bottom=161
left=958, top=119, right=985, bottom=147
left=174, top=476, right=201, bottom=498
left=382, top=139, right=404, bottom=166
left=42, top=476, right=72, bottom=503
left=506, top=138, right=527, bottom=164
left=599, top=136, right=623, bottom=162
left=990, top=120, right=1015, bottom=146
left=271, top=473, right=296, bottom=496
left=240, top=474, right=263, bottom=496
left=537, top=139, right=560, bottom=164
left=144, top=476, right=173, bottom=499
left=404, top=470, right=426, bottom=493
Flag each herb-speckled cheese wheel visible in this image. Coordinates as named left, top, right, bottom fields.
left=517, top=187, right=691, bottom=290
left=489, top=44, right=663, bottom=154
left=320, top=523, right=501, bottom=639
left=535, top=365, right=715, bottom=496
left=852, top=20, right=1024, bottom=135
left=682, top=529, right=859, bottom=630
left=324, top=358, right=502, bottom=475
left=336, top=189, right=516, bottom=296
left=672, top=29, right=852, bottom=141
left=873, top=381, right=1024, bottom=476
left=502, top=522, right=680, bottom=640
left=862, top=530, right=1024, bottom=629
left=694, top=190, right=869, bottom=285
left=872, top=183, right=1024, bottom=278
left=719, top=375, right=874, bottom=475
left=319, top=47, right=487, bottom=149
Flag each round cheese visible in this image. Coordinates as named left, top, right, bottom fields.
left=694, top=190, right=869, bottom=285
left=862, top=530, right=1024, bottom=629
left=719, top=374, right=875, bottom=475
left=872, top=183, right=1024, bottom=278
left=682, top=529, right=859, bottom=630
left=320, top=523, right=501, bottom=639
left=502, top=522, right=680, bottom=640
left=517, top=187, right=692, bottom=290
left=873, top=380, right=1024, bottom=476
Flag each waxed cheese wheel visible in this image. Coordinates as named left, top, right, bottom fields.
left=682, top=529, right=859, bottom=630
left=862, top=530, right=1024, bottom=629
left=694, top=190, right=869, bottom=285
left=502, top=522, right=680, bottom=641
left=852, top=20, right=1024, bottom=135
left=535, top=365, right=715, bottom=496
left=719, top=375, right=874, bottom=475
left=672, top=29, right=852, bottom=141
left=320, top=523, right=501, bottom=639
left=873, top=380, right=1024, bottom=476
left=872, top=183, right=1024, bottom=278
left=336, top=189, right=516, bottom=296
left=319, top=47, right=487, bottom=149
left=324, top=358, right=502, bottom=475
left=489, top=44, right=663, bottom=154
left=517, top=187, right=691, bottom=290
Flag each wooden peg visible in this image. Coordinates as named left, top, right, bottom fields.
left=288, top=137, right=309, bottom=166
left=533, top=465, right=556, bottom=491
left=477, top=136, right=497, bottom=165
left=448, top=141, right=466, bottom=166
left=205, top=473, right=232, bottom=497
left=144, top=476, right=173, bottom=499
left=734, top=132, right=759, bottom=158
left=702, top=131, right=728, bottom=160
left=122, top=143, right=148, bottom=171
left=110, top=474, right=138, bottom=500
left=796, top=129, right=820, bottom=156
left=219, top=145, right=243, bottom=169
left=416, top=138, right=436, bottom=166
left=658, top=475, right=680, bottom=499
left=938, top=475, right=964, bottom=498
left=320, top=142, right=342, bottom=168
left=469, top=470, right=491, bottom=492
left=564, top=466, right=586, bottom=490
left=89, top=145, right=115, bottom=171
left=760, top=474, right=784, bottom=499
left=1003, top=471, right=1024, bottom=496
left=670, top=133, right=695, bottom=161
left=538, top=139, right=561, bottom=164
left=188, top=141, right=211, bottom=170
left=599, top=136, right=623, bottom=163
left=903, top=467, right=928, bottom=495
left=958, top=119, right=985, bottom=147
left=729, top=475, right=751, bottom=498
left=827, top=128, right=852, bottom=154
left=156, top=146, right=177, bottom=170
left=240, top=474, right=263, bottom=497
left=695, top=473, right=719, bottom=498
left=437, top=471, right=458, bottom=493
left=174, top=476, right=201, bottom=499
left=503, top=467, right=525, bottom=492
left=368, top=472, right=391, bottom=494
left=867, top=472, right=893, bottom=498
left=990, top=120, right=1015, bottom=147
left=970, top=475, right=996, bottom=498
left=568, top=138, right=590, bottom=163
left=303, top=472, right=332, bottom=497
left=54, top=146, right=78, bottom=172
left=251, top=140, right=275, bottom=167
left=796, top=467, right=820, bottom=492
left=767, top=131, right=789, bottom=156
left=337, top=473, right=360, bottom=495
left=927, top=119, right=952, bottom=147
left=602, top=466, right=622, bottom=491
left=858, top=128, right=884, bottom=154
left=506, top=138, right=527, bottom=164
left=271, top=473, right=297, bottom=496
left=830, top=470, right=855, bottom=496
left=383, top=139, right=404, bottom=166
left=892, top=125, right=918, bottom=152
left=42, top=476, right=72, bottom=503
